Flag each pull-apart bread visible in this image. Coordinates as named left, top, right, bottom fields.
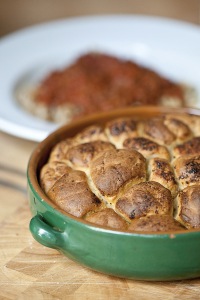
left=40, top=113, right=200, bottom=232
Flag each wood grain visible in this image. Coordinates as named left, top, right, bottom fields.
left=1, top=130, right=200, bottom=299
left=0, top=0, right=200, bottom=37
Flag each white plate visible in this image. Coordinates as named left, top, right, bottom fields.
left=0, top=15, right=200, bottom=142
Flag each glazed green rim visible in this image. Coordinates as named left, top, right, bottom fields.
left=27, top=105, right=200, bottom=237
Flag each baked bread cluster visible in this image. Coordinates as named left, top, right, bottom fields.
left=40, top=113, right=200, bottom=232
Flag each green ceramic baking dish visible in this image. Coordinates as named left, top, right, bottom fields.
left=28, top=106, right=200, bottom=281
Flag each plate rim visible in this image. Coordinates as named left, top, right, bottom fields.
left=0, top=14, right=200, bottom=142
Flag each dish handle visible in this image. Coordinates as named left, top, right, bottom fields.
left=29, top=214, right=66, bottom=249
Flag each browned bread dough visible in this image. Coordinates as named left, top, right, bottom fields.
left=123, top=137, right=170, bottom=160
left=141, top=117, right=176, bottom=145
left=164, top=114, right=200, bottom=136
left=90, top=148, right=146, bottom=199
left=66, top=141, right=115, bottom=170
left=115, top=181, right=173, bottom=221
left=175, top=185, right=200, bottom=228
left=85, top=208, right=127, bottom=230
left=40, top=113, right=200, bottom=231
left=105, top=117, right=138, bottom=148
left=49, top=138, right=75, bottom=162
left=47, top=168, right=101, bottom=218
left=40, top=161, right=70, bottom=193
left=173, top=155, right=200, bottom=189
left=172, top=137, right=200, bottom=159
left=128, top=215, right=185, bottom=232
left=75, top=125, right=108, bottom=144
left=148, top=158, right=178, bottom=197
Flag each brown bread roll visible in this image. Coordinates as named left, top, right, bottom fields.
left=66, top=141, right=115, bottom=171
left=128, top=215, right=185, bottom=232
left=105, top=117, right=138, bottom=148
left=175, top=185, right=200, bottom=229
left=85, top=208, right=128, bottom=230
left=90, top=148, right=146, bottom=201
left=123, top=137, right=170, bottom=160
left=47, top=168, right=102, bottom=218
left=148, top=158, right=178, bottom=197
left=40, top=161, right=71, bottom=193
left=115, top=181, right=173, bottom=221
left=173, top=155, right=200, bottom=189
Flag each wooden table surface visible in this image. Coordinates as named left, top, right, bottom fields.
left=1, top=1, right=200, bottom=297
left=0, top=130, right=200, bottom=300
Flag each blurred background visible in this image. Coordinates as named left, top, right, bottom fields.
left=0, top=0, right=200, bottom=37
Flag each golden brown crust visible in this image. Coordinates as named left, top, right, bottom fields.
left=66, top=141, right=115, bottom=170
left=48, top=138, right=75, bottom=162
left=148, top=158, right=178, bottom=197
left=175, top=185, right=200, bottom=228
left=164, top=114, right=200, bottom=136
left=105, top=117, right=138, bottom=148
left=141, top=118, right=175, bottom=145
left=47, top=169, right=102, bottom=218
left=40, top=161, right=70, bottom=193
left=173, top=155, right=200, bottom=189
left=163, top=116, right=192, bottom=141
left=75, top=125, right=108, bottom=143
left=90, top=149, right=146, bottom=199
left=123, top=137, right=170, bottom=160
left=40, top=113, right=200, bottom=232
left=85, top=208, right=128, bottom=230
left=128, top=215, right=185, bottom=232
left=115, top=181, right=173, bottom=221
left=172, top=137, right=200, bottom=159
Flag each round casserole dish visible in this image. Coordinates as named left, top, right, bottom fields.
left=28, top=106, right=200, bottom=281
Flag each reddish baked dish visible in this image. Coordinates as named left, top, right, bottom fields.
left=17, top=52, right=195, bottom=123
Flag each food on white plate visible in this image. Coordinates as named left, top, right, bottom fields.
left=16, top=52, right=197, bottom=123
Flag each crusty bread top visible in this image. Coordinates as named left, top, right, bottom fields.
left=47, top=168, right=102, bottom=218
left=128, top=215, right=185, bottom=232
left=40, top=113, right=200, bottom=232
left=90, top=148, right=146, bottom=198
left=174, top=185, right=200, bottom=228
left=66, top=141, right=115, bottom=170
left=123, top=137, right=170, bottom=160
